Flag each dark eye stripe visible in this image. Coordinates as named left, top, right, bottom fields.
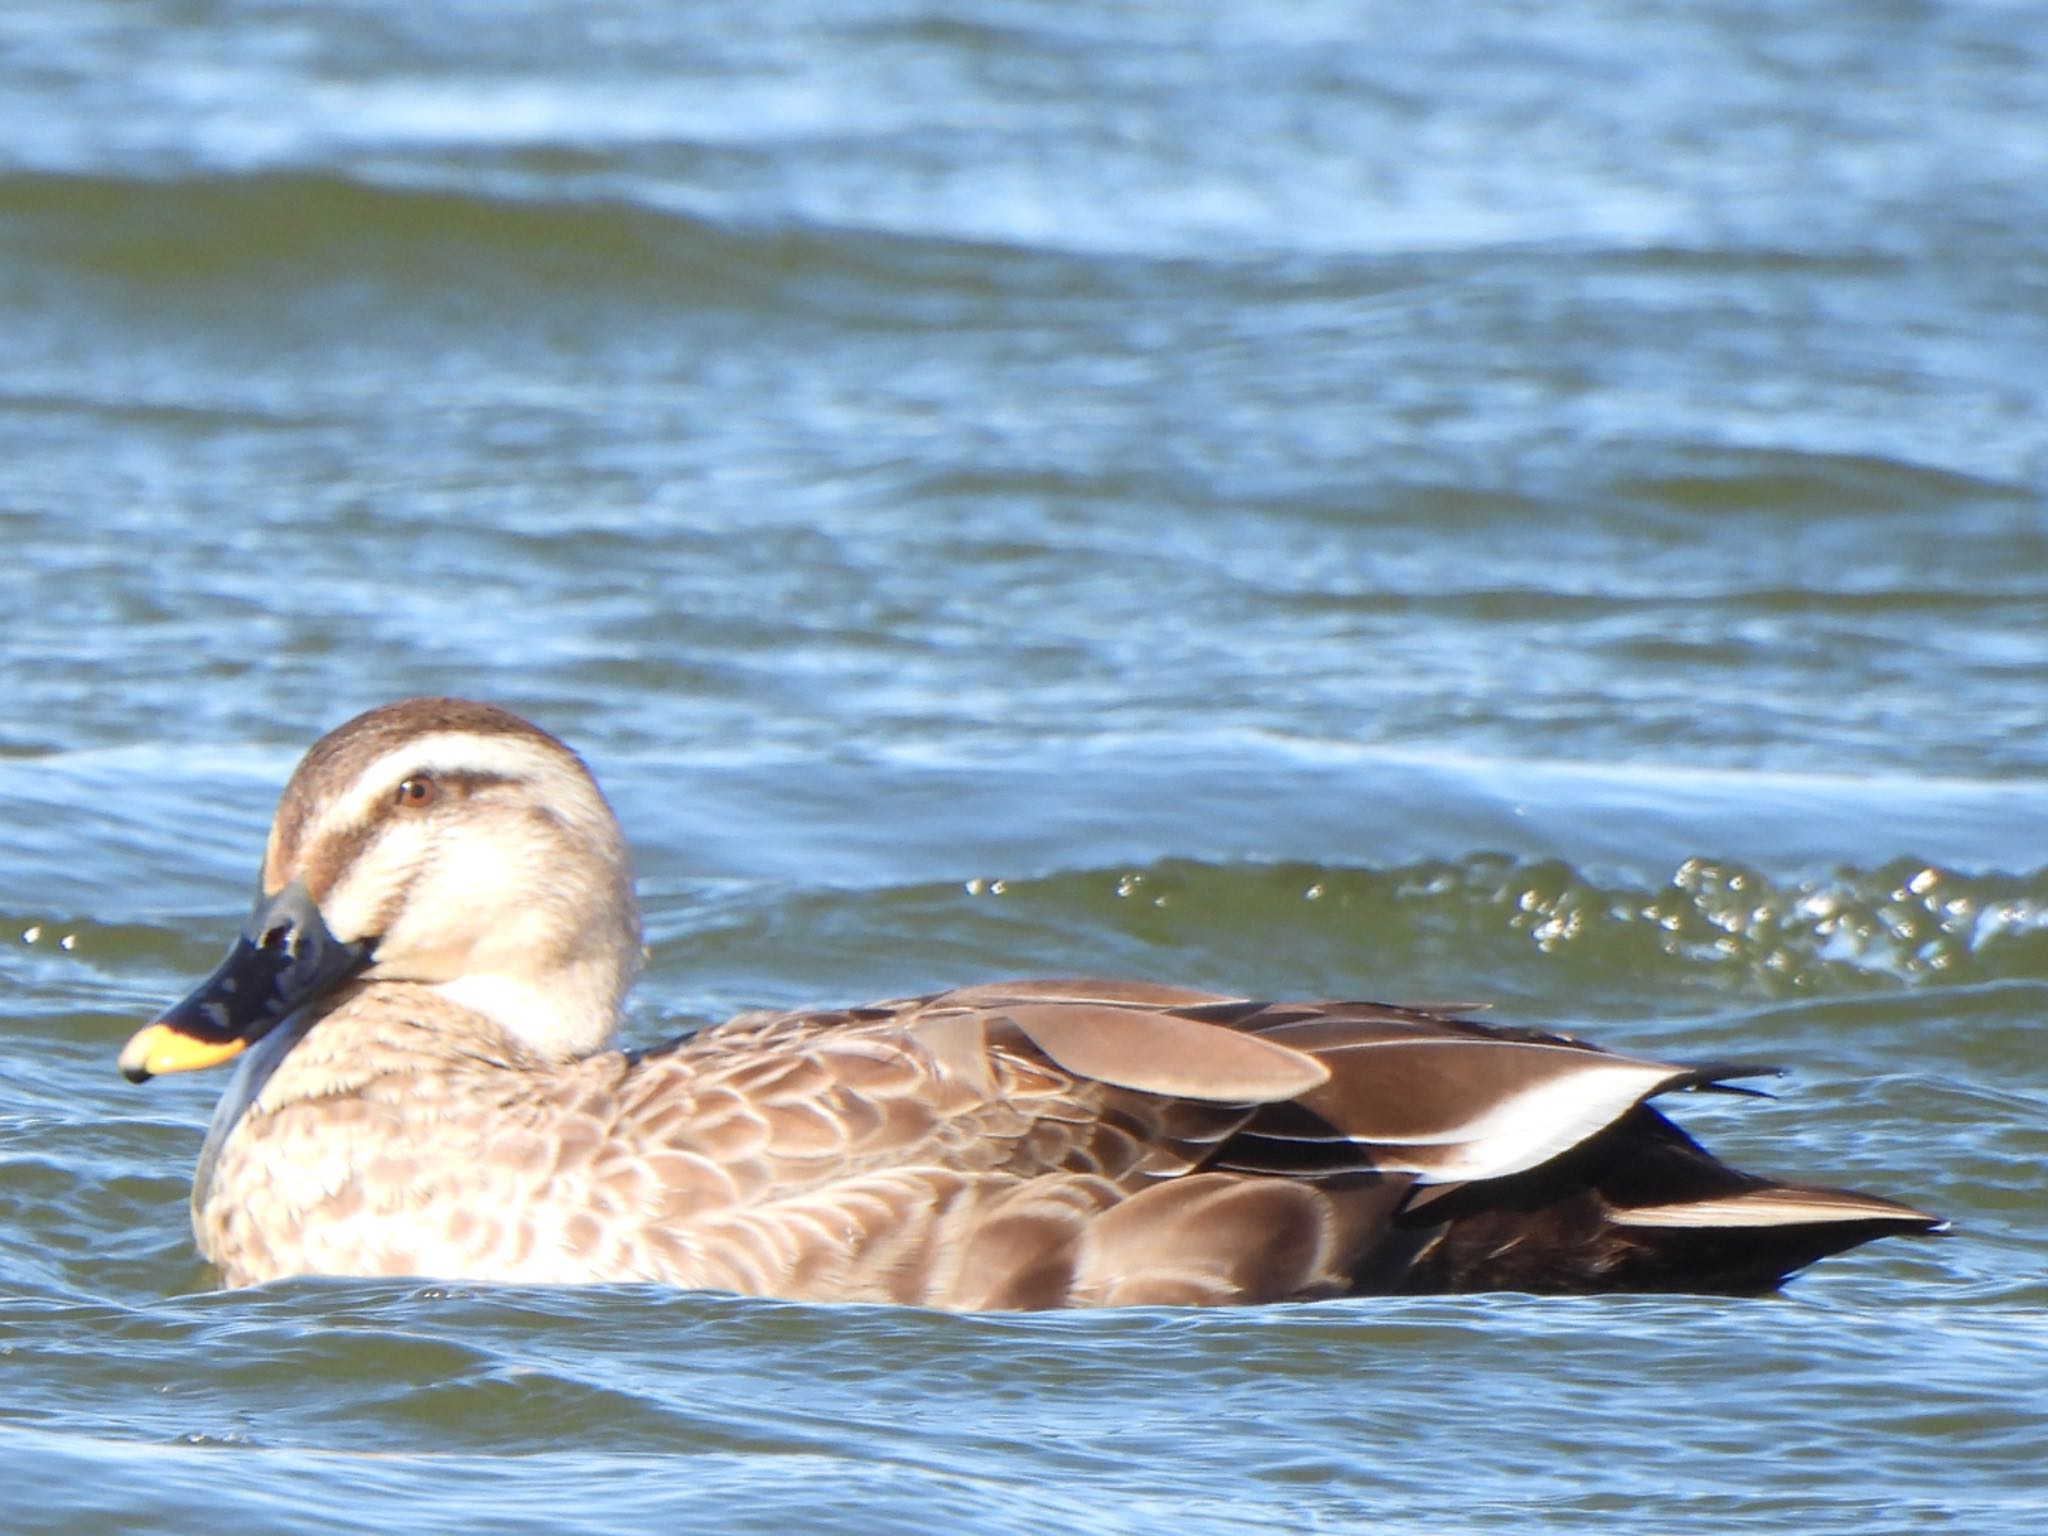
left=295, top=818, right=384, bottom=906
left=294, top=771, right=522, bottom=902
left=424, top=770, right=519, bottom=797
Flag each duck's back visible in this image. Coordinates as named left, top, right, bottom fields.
left=197, top=979, right=1941, bottom=1304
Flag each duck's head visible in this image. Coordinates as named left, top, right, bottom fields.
left=120, top=698, right=641, bottom=1083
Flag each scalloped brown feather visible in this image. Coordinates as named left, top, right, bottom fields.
left=193, top=977, right=1942, bottom=1303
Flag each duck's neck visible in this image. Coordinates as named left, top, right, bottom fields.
left=426, top=967, right=623, bottom=1062
left=193, top=1005, right=323, bottom=1217
left=231, top=982, right=551, bottom=1115
left=192, top=972, right=625, bottom=1216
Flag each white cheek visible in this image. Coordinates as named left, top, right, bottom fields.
left=319, top=822, right=429, bottom=943
left=391, top=819, right=562, bottom=965
left=424, top=827, right=522, bottom=909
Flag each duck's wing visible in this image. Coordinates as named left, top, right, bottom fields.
left=1202, top=1002, right=1778, bottom=1183
left=614, top=980, right=1935, bottom=1306
left=883, top=982, right=1769, bottom=1182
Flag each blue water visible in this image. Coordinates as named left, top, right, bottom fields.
left=2, top=2, right=2044, bottom=1531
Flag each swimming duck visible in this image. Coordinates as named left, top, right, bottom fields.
left=121, top=697, right=1941, bottom=1304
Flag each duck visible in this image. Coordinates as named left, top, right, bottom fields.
left=120, top=696, right=1942, bottom=1305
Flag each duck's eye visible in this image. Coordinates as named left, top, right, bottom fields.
left=394, top=775, right=439, bottom=810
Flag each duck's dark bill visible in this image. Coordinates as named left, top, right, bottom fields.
left=119, top=882, right=372, bottom=1083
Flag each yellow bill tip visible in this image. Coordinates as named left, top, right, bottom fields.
left=119, top=1023, right=248, bottom=1084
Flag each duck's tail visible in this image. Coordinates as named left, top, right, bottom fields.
left=1384, top=1104, right=1946, bottom=1295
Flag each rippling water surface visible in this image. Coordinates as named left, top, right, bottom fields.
left=3, top=2, right=2045, bottom=1532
